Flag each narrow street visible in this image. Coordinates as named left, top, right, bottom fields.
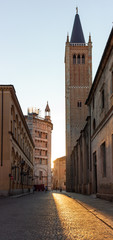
left=0, top=192, right=113, bottom=240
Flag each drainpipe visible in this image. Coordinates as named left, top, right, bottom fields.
left=1, top=89, right=3, bottom=166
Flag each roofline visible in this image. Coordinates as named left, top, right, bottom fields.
left=0, top=85, right=35, bottom=147
left=25, top=114, right=53, bottom=130
left=53, top=156, right=66, bottom=162
left=86, top=27, right=113, bottom=105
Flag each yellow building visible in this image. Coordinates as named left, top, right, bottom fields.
left=0, top=85, right=34, bottom=196
left=53, top=156, right=66, bottom=190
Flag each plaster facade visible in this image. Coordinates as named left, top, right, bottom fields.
left=0, top=85, right=34, bottom=196
left=53, top=156, right=66, bottom=190
left=87, top=28, right=113, bottom=199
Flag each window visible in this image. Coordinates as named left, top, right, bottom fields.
left=40, top=159, right=42, bottom=164
left=15, top=128, right=16, bottom=139
left=82, top=54, right=85, bottom=64
left=11, top=121, right=12, bottom=132
left=112, top=135, right=113, bottom=173
left=77, top=101, right=82, bottom=107
left=39, top=132, right=41, bottom=138
left=102, top=89, right=105, bottom=109
left=73, top=54, right=76, bottom=64
left=13, top=120, right=15, bottom=135
left=101, top=142, right=106, bottom=177
left=77, top=55, right=80, bottom=64
left=93, top=118, right=96, bottom=131
left=93, top=96, right=95, bottom=109
left=39, top=171, right=42, bottom=180
left=112, top=71, right=113, bottom=93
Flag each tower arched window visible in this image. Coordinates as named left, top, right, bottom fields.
left=73, top=54, right=76, bottom=64
left=82, top=54, right=85, bottom=64
left=77, top=55, right=80, bottom=64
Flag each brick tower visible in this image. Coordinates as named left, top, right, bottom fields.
left=65, top=8, right=92, bottom=191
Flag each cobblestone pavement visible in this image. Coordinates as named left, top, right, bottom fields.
left=63, top=191, right=113, bottom=230
left=0, top=192, right=113, bottom=240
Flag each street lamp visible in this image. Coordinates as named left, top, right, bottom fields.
left=20, top=160, right=25, bottom=193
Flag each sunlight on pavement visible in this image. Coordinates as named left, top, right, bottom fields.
left=52, top=193, right=69, bottom=238
left=52, top=193, right=113, bottom=240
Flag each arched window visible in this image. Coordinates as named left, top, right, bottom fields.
left=77, top=55, right=80, bottom=64
left=73, top=54, right=76, bottom=64
left=82, top=54, right=85, bottom=64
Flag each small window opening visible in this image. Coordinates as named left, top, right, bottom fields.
left=77, top=55, right=80, bottom=64
left=112, top=71, right=113, bottom=93
left=102, top=89, right=105, bottom=109
left=73, top=54, right=76, bottom=64
left=82, top=54, right=85, bottom=64
left=93, top=118, right=96, bottom=131
left=77, top=101, right=82, bottom=107
left=101, top=142, right=106, bottom=177
left=93, top=96, right=95, bottom=109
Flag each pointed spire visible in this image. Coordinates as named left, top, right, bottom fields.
left=67, top=33, right=69, bottom=43
left=45, top=101, right=50, bottom=112
left=45, top=101, right=51, bottom=121
left=70, top=8, right=85, bottom=44
left=88, top=33, right=91, bottom=43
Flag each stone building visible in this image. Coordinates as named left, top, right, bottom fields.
left=71, top=27, right=113, bottom=200
left=65, top=8, right=92, bottom=191
left=71, top=117, right=91, bottom=194
left=53, top=156, right=66, bottom=190
left=25, top=102, right=53, bottom=190
left=0, top=85, right=34, bottom=196
left=86, top=27, right=113, bottom=200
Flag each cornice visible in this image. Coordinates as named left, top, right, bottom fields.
left=0, top=85, right=35, bottom=147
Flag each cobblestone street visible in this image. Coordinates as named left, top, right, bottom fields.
left=0, top=192, right=113, bottom=240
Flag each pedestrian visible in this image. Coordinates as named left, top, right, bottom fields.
left=33, top=185, right=35, bottom=194
left=45, top=186, right=47, bottom=192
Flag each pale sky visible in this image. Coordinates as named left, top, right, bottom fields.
left=0, top=0, right=113, bottom=165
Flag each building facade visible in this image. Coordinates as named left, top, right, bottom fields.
left=71, top=27, right=113, bottom=200
left=86, top=27, right=113, bottom=200
left=71, top=117, right=91, bottom=194
left=0, top=85, right=34, bottom=196
left=65, top=8, right=92, bottom=191
left=25, top=102, right=53, bottom=190
left=53, top=156, right=66, bottom=190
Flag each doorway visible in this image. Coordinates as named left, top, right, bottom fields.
left=93, top=151, right=97, bottom=193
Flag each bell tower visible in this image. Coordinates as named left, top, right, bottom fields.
left=65, top=8, right=92, bottom=191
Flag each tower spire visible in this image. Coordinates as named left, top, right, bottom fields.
left=70, top=8, right=85, bottom=44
